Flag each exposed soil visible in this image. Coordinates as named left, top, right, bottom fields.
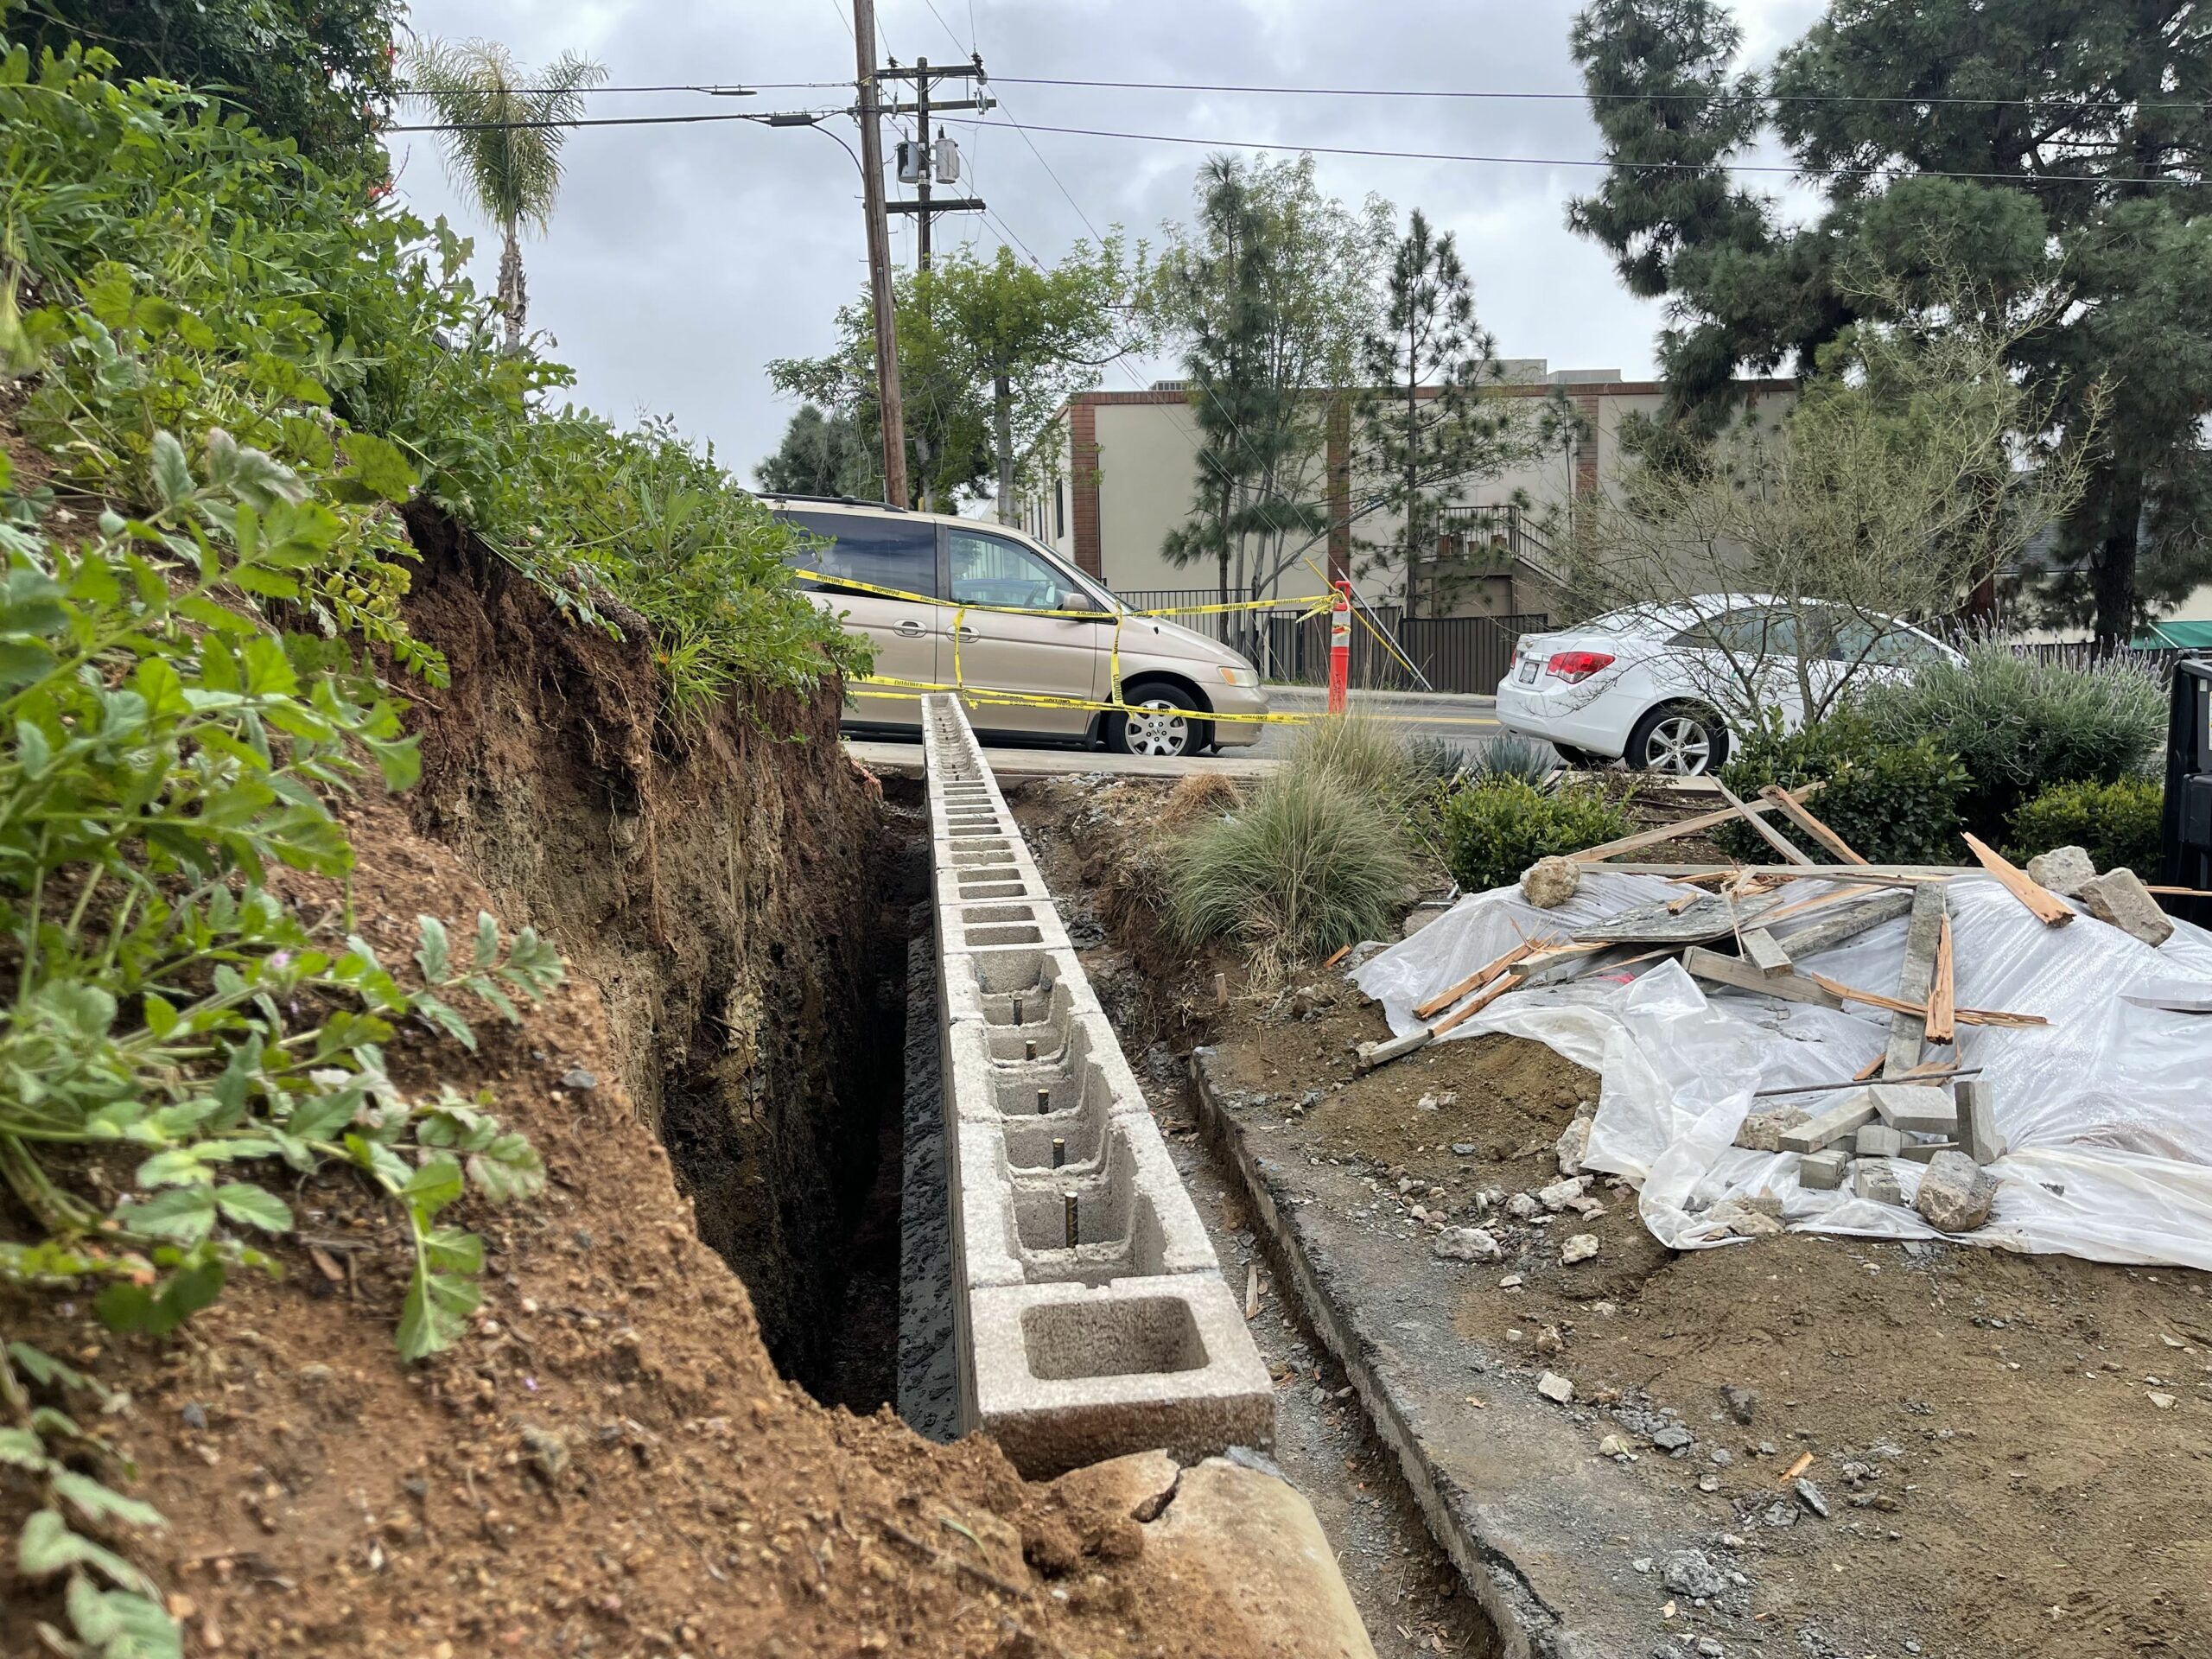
left=1018, top=772, right=2212, bottom=1659
left=0, top=508, right=1286, bottom=1659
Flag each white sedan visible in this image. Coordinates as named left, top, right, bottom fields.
left=1494, top=597, right=1962, bottom=774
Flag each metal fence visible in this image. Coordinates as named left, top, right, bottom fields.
left=1111, top=587, right=1548, bottom=695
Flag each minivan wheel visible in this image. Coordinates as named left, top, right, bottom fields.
left=1107, top=683, right=1205, bottom=758
left=1626, top=703, right=1727, bottom=775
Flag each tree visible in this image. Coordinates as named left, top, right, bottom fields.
left=1353, top=209, right=1534, bottom=618
left=755, top=404, right=876, bottom=499
left=1568, top=0, right=2212, bottom=650
left=12, top=0, right=402, bottom=173
left=404, top=37, right=607, bottom=354
left=925, top=243, right=1147, bottom=524
left=1562, top=284, right=2094, bottom=728
left=1153, top=156, right=1391, bottom=630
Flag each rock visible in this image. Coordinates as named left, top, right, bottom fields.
left=1719, top=1384, right=1758, bottom=1425
left=1793, top=1477, right=1829, bottom=1518
left=1416, top=1091, right=1459, bottom=1112
left=1505, top=1192, right=1541, bottom=1221
left=559, top=1066, right=599, bottom=1092
left=1556, top=1116, right=1594, bottom=1175
left=1537, top=1175, right=1591, bottom=1211
left=1662, top=1548, right=1728, bottom=1600
left=1913, top=1150, right=1999, bottom=1233
left=1704, top=1198, right=1784, bottom=1239
left=1709, top=1446, right=1733, bottom=1467
left=180, top=1402, right=208, bottom=1432
left=1560, top=1233, right=1600, bottom=1266
left=1651, top=1426, right=1694, bottom=1452
left=1733, top=1105, right=1810, bottom=1153
left=1535, top=1371, right=1575, bottom=1404
left=1452, top=1142, right=1478, bottom=1157
left=2149, top=1391, right=2178, bottom=1409
left=2080, top=868, right=2175, bottom=948
left=1522, top=855, right=1582, bottom=909
left=1599, top=1433, right=1633, bottom=1457
left=1497, top=1273, right=1523, bottom=1288
left=1630, top=1554, right=1652, bottom=1572
left=2025, top=844, right=2097, bottom=898
left=1762, top=1500, right=1796, bottom=1529
left=520, top=1424, right=570, bottom=1484
left=1433, top=1227, right=1503, bottom=1263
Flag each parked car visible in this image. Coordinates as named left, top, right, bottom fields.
left=762, top=494, right=1268, bottom=757
left=1495, top=597, right=1964, bottom=773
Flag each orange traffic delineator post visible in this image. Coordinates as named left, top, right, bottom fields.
left=1326, top=580, right=1352, bottom=715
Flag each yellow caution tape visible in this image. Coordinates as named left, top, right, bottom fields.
left=848, top=676, right=1337, bottom=726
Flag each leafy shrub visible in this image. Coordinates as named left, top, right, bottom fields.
left=1, top=40, right=865, bottom=717
left=1438, top=778, right=1633, bottom=893
left=1169, top=769, right=1417, bottom=971
left=1714, top=712, right=1969, bottom=866
left=1857, top=640, right=2164, bottom=837
left=2005, top=776, right=2164, bottom=874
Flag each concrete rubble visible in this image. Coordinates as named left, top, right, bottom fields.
left=2080, top=868, right=2176, bottom=948
left=2025, top=844, right=2097, bottom=898
left=1521, top=854, right=1582, bottom=908
left=1913, top=1150, right=1999, bottom=1233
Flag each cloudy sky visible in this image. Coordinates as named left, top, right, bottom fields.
left=390, top=0, right=1823, bottom=491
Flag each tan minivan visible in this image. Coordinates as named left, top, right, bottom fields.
left=766, top=495, right=1269, bottom=757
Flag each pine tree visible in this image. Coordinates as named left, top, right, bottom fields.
left=1569, top=0, right=2212, bottom=646
left=1354, top=210, right=1528, bottom=619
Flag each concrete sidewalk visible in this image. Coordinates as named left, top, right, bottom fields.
left=846, top=738, right=1278, bottom=782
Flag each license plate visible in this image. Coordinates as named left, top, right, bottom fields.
left=1516, top=658, right=1540, bottom=683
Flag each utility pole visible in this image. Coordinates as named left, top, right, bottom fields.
left=880, top=55, right=992, bottom=270
left=852, top=0, right=908, bottom=508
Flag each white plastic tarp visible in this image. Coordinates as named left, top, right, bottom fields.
left=1352, top=869, right=2212, bottom=1268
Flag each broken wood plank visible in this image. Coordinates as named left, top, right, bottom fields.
left=1881, top=882, right=1948, bottom=1077
left=1853, top=1052, right=1886, bottom=1081
left=1683, top=947, right=1845, bottom=1008
left=1926, top=912, right=1956, bottom=1046
left=1430, top=973, right=1522, bottom=1036
left=1572, top=890, right=1783, bottom=947
left=1802, top=973, right=2047, bottom=1028
left=1962, top=832, right=2074, bottom=926
left=1356, top=1028, right=1433, bottom=1071
left=1758, top=785, right=1871, bottom=865
left=1568, top=783, right=1825, bottom=863
left=1412, top=938, right=1546, bottom=1020
left=1739, top=927, right=1793, bottom=977
left=1713, top=778, right=1817, bottom=867
left=1767, top=890, right=1917, bottom=959
left=1589, top=862, right=1947, bottom=889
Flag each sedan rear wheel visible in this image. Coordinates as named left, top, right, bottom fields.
left=1626, top=704, right=1726, bottom=775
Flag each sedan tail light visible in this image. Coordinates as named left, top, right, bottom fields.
left=1546, top=650, right=1616, bottom=683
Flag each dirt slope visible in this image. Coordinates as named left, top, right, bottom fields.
left=1, top=518, right=1282, bottom=1659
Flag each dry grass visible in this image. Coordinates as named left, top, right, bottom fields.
left=1160, top=772, right=1245, bottom=823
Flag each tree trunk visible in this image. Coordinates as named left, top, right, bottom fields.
left=993, top=376, right=1015, bottom=526
left=2091, top=466, right=2143, bottom=657
left=499, top=222, right=526, bottom=355
left=1403, top=353, right=1421, bottom=621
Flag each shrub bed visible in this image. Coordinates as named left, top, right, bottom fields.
left=2005, top=776, right=2164, bottom=875
left=1438, top=778, right=1633, bottom=893
left=1714, top=713, right=1969, bottom=866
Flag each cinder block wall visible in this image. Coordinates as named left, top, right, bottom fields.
left=921, top=697, right=1273, bottom=1478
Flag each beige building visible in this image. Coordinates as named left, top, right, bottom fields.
left=1014, top=365, right=1798, bottom=620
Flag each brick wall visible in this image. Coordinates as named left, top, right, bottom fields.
left=1070, top=402, right=1103, bottom=578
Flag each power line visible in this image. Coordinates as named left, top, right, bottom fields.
left=941, top=111, right=2209, bottom=187
left=387, top=109, right=836, bottom=133
left=992, top=73, right=2212, bottom=115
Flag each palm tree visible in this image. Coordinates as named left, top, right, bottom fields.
left=406, top=38, right=608, bottom=353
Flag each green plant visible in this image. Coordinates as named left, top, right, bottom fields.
left=1857, top=640, right=2164, bottom=837
left=1715, top=711, right=1970, bottom=865
left=1168, top=769, right=1417, bottom=972
left=1464, top=734, right=1558, bottom=788
left=2005, top=775, right=2164, bottom=875
left=1437, top=777, right=1632, bottom=892
left=1286, top=711, right=1424, bottom=808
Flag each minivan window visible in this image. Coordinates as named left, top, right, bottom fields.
left=949, top=528, right=1087, bottom=613
left=778, top=511, right=937, bottom=600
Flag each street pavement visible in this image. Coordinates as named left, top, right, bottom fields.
left=844, top=738, right=1276, bottom=781
left=1250, top=684, right=1508, bottom=757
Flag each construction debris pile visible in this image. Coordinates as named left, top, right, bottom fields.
left=1351, top=789, right=2212, bottom=1269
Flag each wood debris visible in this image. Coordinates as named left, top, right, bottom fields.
left=1963, top=832, right=2075, bottom=926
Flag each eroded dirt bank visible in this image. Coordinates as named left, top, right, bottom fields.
left=0, top=519, right=1296, bottom=1659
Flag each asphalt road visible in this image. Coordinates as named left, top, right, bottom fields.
left=1249, top=684, right=1510, bottom=757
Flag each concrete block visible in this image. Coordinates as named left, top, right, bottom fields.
left=1868, top=1084, right=1958, bottom=1135
left=968, top=1275, right=1274, bottom=1478
left=1798, top=1147, right=1848, bottom=1190
left=1778, top=1092, right=1878, bottom=1154
left=1900, top=1139, right=1960, bottom=1163
left=938, top=947, right=1103, bottom=1041
left=1958, top=1077, right=2007, bottom=1164
left=1853, top=1160, right=1904, bottom=1205
left=1854, top=1123, right=1904, bottom=1159
left=2080, top=868, right=2174, bottom=948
